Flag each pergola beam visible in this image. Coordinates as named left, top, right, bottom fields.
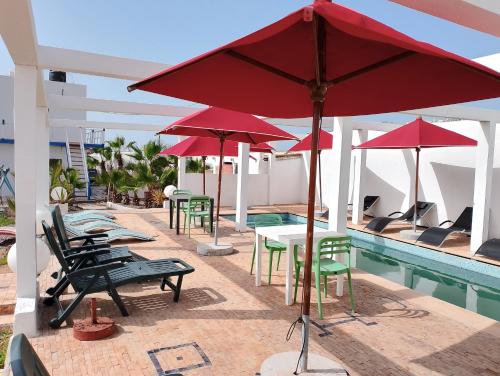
left=49, top=118, right=164, bottom=132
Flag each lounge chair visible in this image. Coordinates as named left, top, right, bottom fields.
left=320, top=195, right=380, bottom=219
left=365, top=201, right=434, bottom=233
left=9, top=333, right=50, bottom=376
left=64, top=210, right=115, bottom=219
left=42, top=221, right=194, bottom=328
left=67, top=220, right=125, bottom=233
left=63, top=214, right=116, bottom=225
left=417, top=207, right=473, bottom=247
left=476, top=239, right=500, bottom=260
left=65, top=223, right=154, bottom=242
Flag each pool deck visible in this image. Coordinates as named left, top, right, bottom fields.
left=13, top=205, right=499, bottom=375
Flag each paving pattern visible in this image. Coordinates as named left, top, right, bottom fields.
left=11, top=206, right=500, bottom=375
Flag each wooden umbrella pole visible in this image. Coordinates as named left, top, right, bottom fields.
left=413, top=147, right=420, bottom=232
left=300, top=7, right=327, bottom=372
left=202, top=156, right=207, bottom=195
left=318, top=150, right=323, bottom=212
left=214, top=137, right=225, bottom=245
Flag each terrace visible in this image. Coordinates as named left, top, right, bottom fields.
left=0, top=0, right=499, bottom=375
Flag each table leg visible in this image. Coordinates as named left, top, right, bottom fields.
left=169, top=199, right=173, bottom=229
left=176, top=203, right=181, bottom=235
left=255, top=234, right=263, bottom=287
left=285, top=242, right=294, bottom=306
left=210, top=199, right=214, bottom=233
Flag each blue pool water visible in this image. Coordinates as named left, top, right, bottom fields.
left=222, top=212, right=500, bottom=321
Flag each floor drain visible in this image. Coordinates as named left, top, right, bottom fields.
left=147, top=342, right=211, bottom=375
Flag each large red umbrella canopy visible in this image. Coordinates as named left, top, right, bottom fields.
left=356, top=117, right=477, bottom=231
left=129, top=1, right=499, bottom=371
left=355, top=117, right=477, bottom=149
left=160, top=136, right=273, bottom=157
left=158, top=106, right=296, bottom=143
left=288, top=129, right=333, bottom=152
left=128, top=2, right=500, bottom=118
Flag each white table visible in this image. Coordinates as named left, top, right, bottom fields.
left=254, top=224, right=346, bottom=305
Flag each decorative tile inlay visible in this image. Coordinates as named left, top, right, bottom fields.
left=147, top=342, right=211, bottom=375
left=311, top=312, right=377, bottom=337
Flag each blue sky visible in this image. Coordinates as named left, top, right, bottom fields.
left=0, top=0, right=499, bottom=147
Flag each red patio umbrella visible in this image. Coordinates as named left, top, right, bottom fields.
left=157, top=107, right=296, bottom=247
left=288, top=129, right=333, bottom=212
left=129, top=0, right=500, bottom=371
left=160, top=136, right=273, bottom=194
left=356, top=117, right=477, bottom=231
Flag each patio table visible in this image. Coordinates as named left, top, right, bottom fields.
left=169, top=194, right=214, bottom=235
left=255, top=224, right=345, bottom=305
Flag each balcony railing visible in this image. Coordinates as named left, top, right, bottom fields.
left=84, top=128, right=105, bottom=145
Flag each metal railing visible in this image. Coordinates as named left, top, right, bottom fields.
left=84, top=128, right=105, bottom=145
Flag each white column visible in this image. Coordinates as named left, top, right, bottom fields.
left=470, top=121, right=496, bottom=254
left=352, top=130, right=367, bottom=225
left=235, top=142, right=249, bottom=231
left=13, top=65, right=38, bottom=336
left=267, top=152, right=276, bottom=205
left=328, top=117, right=353, bottom=296
left=35, top=107, right=50, bottom=232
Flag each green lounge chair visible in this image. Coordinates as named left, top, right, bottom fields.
left=9, top=333, right=50, bottom=376
left=42, top=221, right=195, bottom=328
left=64, top=210, right=115, bottom=219
left=63, top=214, right=116, bottom=225
left=64, top=224, right=153, bottom=242
left=294, top=236, right=355, bottom=319
left=182, top=196, right=211, bottom=238
left=250, top=214, right=287, bottom=285
left=67, top=219, right=124, bottom=233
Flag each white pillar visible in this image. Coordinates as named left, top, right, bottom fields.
left=35, top=107, right=50, bottom=232
left=352, top=130, right=367, bottom=225
left=177, top=136, right=186, bottom=190
left=13, top=65, right=39, bottom=336
left=328, top=117, right=353, bottom=296
left=235, top=143, right=249, bottom=231
left=267, top=152, right=276, bottom=205
left=470, top=121, right=496, bottom=254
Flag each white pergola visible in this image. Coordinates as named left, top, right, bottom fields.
left=1, top=0, right=498, bottom=336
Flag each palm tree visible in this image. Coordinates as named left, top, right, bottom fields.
left=186, top=158, right=203, bottom=173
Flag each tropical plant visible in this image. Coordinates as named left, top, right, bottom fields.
left=106, top=136, right=136, bottom=169
left=49, top=161, right=85, bottom=204
left=150, top=189, right=166, bottom=208
left=186, top=158, right=203, bottom=173
left=6, top=197, right=15, bottom=215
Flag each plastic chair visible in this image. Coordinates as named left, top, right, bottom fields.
left=183, top=196, right=211, bottom=238
left=250, top=214, right=287, bottom=285
left=294, top=236, right=355, bottom=319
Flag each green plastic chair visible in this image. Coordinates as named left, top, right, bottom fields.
left=183, top=196, right=211, bottom=238
left=293, top=236, right=355, bottom=319
left=250, top=214, right=287, bottom=285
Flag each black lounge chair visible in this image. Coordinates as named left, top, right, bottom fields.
left=476, top=239, right=500, bottom=260
left=365, top=201, right=434, bottom=233
left=417, top=207, right=473, bottom=247
left=42, top=221, right=194, bottom=328
left=321, top=195, right=380, bottom=219
left=9, top=333, right=50, bottom=376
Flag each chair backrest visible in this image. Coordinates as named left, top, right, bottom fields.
left=173, top=189, right=191, bottom=196
left=41, top=220, right=71, bottom=274
left=187, top=196, right=211, bottom=211
left=9, top=333, right=50, bottom=376
left=254, top=214, right=283, bottom=228
left=316, top=236, right=352, bottom=265
left=401, top=201, right=433, bottom=220
left=363, top=196, right=379, bottom=211
left=50, top=205, right=70, bottom=249
left=453, top=207, right=473, bottom=231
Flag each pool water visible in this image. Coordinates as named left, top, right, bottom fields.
left=222, top=212, right=500, bottom=321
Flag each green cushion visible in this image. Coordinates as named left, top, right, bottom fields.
left=265, top=240, right=286, bottom=251
left=314, top=258, right=349, bottom=274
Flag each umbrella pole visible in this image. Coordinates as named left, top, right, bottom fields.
left=214, top=137, right=225, bottom=246
left=413, top=147, right=420, bottom=232
left=318, top=150, right=323, bottom=212
left=202, top=156, right=207, bottom=195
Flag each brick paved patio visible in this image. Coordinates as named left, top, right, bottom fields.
left=22, top=207, right=500, bottom=375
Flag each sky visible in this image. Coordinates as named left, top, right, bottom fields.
left=0, top=0, right=499, bottom=148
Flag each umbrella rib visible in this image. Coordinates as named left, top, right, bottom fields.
left=225, top=50, right=308, bottom=86
left=326, top=51, right=415, bottom=86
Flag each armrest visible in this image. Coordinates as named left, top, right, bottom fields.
left=65, top=248, right=111, bottom=262
left=439, top=220, right=454, bottom=227
left=63, top=243, right=110, bottom=254
left=69, top=262, right=124, bottom=278
left=68, top=233, right=109, bottom=242
left=388, top=211, right=403, bottom=217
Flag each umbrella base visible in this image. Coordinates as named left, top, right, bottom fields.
left=197, top=242, right=233, bottom=256
left=399, top=229, right=423, bottom=241
left=260, top=352, right=347, bottom=375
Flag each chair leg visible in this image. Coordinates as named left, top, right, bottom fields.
left=293, top=266, right=301, bottom=304
left=173, top=275, right=184, bottom=302
left=347, top=270, right=356, bottom=314
left=188, top=214, right=191, bottom=238
left=49, top=290, right=88, bottom=329
left=268, top=251, right=274, bottom=285
left=108, top=287, right=129, bottom=316
left=250, top=243, right=256, bottom=275
left=324, top=275, right=328, bottom=297
left=276, top=250, right=282, bottom=271
left=183, top=212, right=187, bottom=234
left=315, top=272, right=323, bottom=320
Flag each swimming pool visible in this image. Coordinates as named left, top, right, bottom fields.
left=222, top=212, right=500, bottom=321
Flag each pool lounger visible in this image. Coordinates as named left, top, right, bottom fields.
left=476, top=239, right=500, bottom=260
left=417, top=207, right=472, bottom=247
left=63, top=214, right=117, bottom=225
left=365, top=201, right=434, bottom=233
left=42, top=221, right=194, bottom=328
left=64, top=210, right=115, bottom=220
left=321, top=195, right=380, bottom=219
left=66, top=219, right=125, bottom=232
left=65, top=223, right=154, bottom=242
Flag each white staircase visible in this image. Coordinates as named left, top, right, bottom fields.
left=65, top=128, right=89, bottom=201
